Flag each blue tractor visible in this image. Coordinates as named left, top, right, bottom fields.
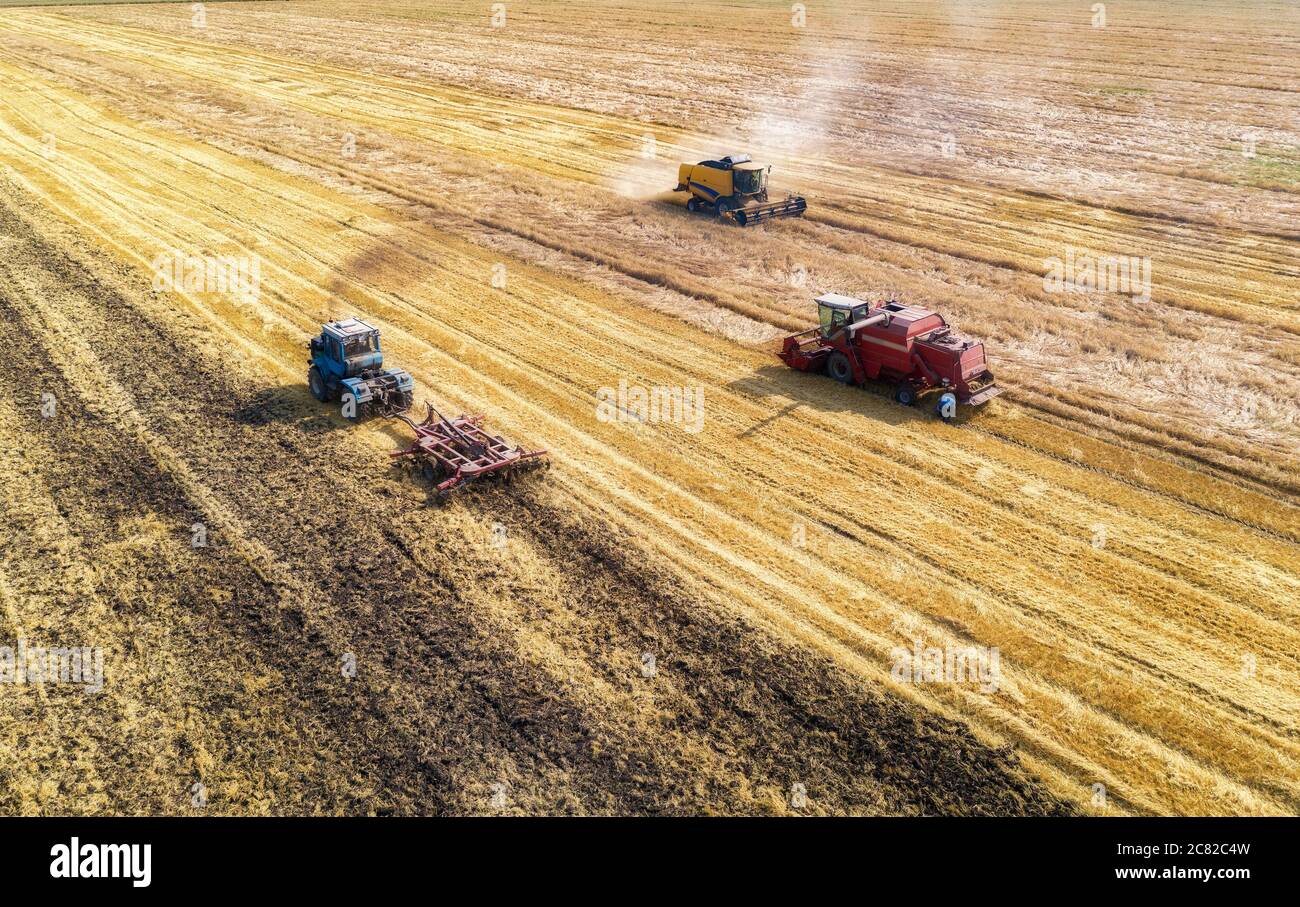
left=307, top=318, right=414, bottom=418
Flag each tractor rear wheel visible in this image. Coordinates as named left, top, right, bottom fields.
left=894, top=383, right=917, bottom=406
left=308, top=367, right=329, bottom=402
left=827, top=352, right=853, bottom=384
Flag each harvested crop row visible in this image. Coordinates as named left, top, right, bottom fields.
left=0, top=181, right=1077, bottom=816
left=0, top=54, right=1294, bottom=815
left=4, top=5, right=1295, bottom=492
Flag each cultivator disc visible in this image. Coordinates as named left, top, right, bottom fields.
left=391, top=403, right=548, bottom=501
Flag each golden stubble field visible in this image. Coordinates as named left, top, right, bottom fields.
left=0, top=0, right=1296, bottom=815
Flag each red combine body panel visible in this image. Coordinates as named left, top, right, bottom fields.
left=778, top=293, right=1001, bottom=419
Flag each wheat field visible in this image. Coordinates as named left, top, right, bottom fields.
left=0, top=1, right=1295, bottom=815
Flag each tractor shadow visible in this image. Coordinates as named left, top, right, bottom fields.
left=229, top=384, right=351, bottom=434
left=231, top=387, right=441, bottom=451
left=727, top=365, right=947, bottom=437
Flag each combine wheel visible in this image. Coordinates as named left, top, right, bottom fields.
left=826, top=352, right=854, bottom=384
left=715, top=198, right=735, bottom=219
left=894, top=383, right=917, bottom=406
left=308, top=367, right=330, bottom=402
left=686, top=197, right=700, bottom=213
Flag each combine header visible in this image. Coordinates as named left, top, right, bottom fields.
left=391, top=403, right=548, bottom=502
left=778, top=293, right=1001, bottom=420
left=675, top=154, right=806, bottom=226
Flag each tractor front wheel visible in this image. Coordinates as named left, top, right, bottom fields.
left=308, top=367, right=329, bottom=402
left=894, top=383, right=917, bottom=406
left=827, top=352, right=854, bottom=384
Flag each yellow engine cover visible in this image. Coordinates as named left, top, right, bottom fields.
left=678, top=163, right=733, bottom=202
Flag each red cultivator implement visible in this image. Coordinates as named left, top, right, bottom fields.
left=391, top=403, right=548, bottom=501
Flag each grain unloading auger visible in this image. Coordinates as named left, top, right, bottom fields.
left=390, top=402, right=549, bottom=502
left=675, top=154, right=807, bottom=226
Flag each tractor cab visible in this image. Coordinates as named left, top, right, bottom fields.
left=312, top=318, right=384, bottom=380
left=690, top=154, right=770, bottom=197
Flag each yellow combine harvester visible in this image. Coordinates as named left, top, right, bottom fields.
left=674, top=154, right=807, bottom=226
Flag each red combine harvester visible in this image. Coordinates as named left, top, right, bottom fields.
left=391, top=403, right=548, bottom=502
left=778, top=293, right=1001, bottom=420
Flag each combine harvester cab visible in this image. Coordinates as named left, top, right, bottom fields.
left=675, top=154, right=807, bottom=226
left=778, top=293, right=1001, bottom=420
left=307, top=318, right=414, bottom=419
